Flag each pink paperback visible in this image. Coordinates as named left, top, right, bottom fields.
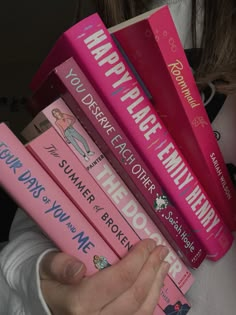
left=0, top=122, right=118, bottom=275
left=26, top=126, right=191, bottom=312
left=22, top=97, right=194, bottom=293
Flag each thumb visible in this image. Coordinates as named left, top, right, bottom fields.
left=39, top=251, right=86, bottom=284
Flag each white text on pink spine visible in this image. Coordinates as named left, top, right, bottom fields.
left=83, top=29, right=221, bottom=233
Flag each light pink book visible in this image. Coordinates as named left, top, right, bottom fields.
left=0, top=123, right=165, bottom=315
left=29, top=12, right=233, bottom=260
left=26, top=129, right=138, bottom=259
left=22, top=98, right=194, bottom=294
left=109, top=6, right=236, bottom=231
left=0, top=122, right=118, bottom=275
left=29, top=58, right=207, bottom=270
left=26, top=126, right=191, bottom=312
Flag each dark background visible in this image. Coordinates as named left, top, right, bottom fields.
left=0, top=1, right=79, bottom=241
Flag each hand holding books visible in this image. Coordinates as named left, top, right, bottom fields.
left=39, top=239, right=170, bottom=315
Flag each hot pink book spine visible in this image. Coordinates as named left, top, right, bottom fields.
left=26, top=127, right=191, bottom=312
left=22, top=98, right=194, bottom=294
left=29, top=60, right=207, bottom=270
left=111, top=6, right=236, bottom=231
left=0, top=122, right=118, bottom=275
left=30, top=13, right=233, bottom=260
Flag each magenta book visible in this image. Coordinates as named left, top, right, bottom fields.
left=22, top=98, right=195, bottom=294
left=29, top=12, right=233, bottom=261
left=29, top=58, right=207, bottom=269
left=26, top=126, right=190, bottom=311
left=0, top=122, right=118, bottom=275
left=109, top=6, right=236, bottom=231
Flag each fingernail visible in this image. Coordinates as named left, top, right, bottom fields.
left=148, top=240, right=156, bottom=252
left=159, top=247, right=169, bottom=261
left=65, top=261, right=83, bottom=278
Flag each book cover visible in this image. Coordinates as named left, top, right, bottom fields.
left=26, top=128, right=139, bottom=259
left=0, top=122, right=118, bottom=275
left=29, top=58, right=207, bottom=270
left=22, top=98, right=195, bottom=294
left=0, top=128, right=166, bottom=315
left=28, top=8, right=233, bottom=260
left=109, top=5, right=236, bottom=231
left=26, top=126, right=190, bottom=312
left=75, top=14, right=233, bottom=260
left=29, top=12, right=233, bottom=260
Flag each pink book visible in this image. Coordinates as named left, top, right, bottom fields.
left=0, top=123, right=165, bottom=315
left=27, top=129, right=138, bottom=259
left=26, top=127, right=191, bottom=312
left=0, top=122, right=118, bottom=275
left=29, top=58, right=207, bottom=270
left=22, top=98, right=194, bottom=294
left=109, top=6, right=236, bottom=231
left=29, top=11, right=233, bottom=261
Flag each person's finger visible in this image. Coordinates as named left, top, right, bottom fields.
left=74, top=239, right=157, bottom=311
left=40, top=251, right=86, bottom=284
left=102, top=245, right=169, bottom=315
left=135, top=261, right=170, bottom=315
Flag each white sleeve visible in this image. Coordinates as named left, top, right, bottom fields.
left=0, top=208, right=57, bottom=315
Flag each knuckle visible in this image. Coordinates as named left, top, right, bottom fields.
left=132, top=284, right=148, bottom=307
left=119, top=268, right=136, bottom=287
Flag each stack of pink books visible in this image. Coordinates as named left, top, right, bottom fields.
left=1, top=5, right=235, bottom=314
